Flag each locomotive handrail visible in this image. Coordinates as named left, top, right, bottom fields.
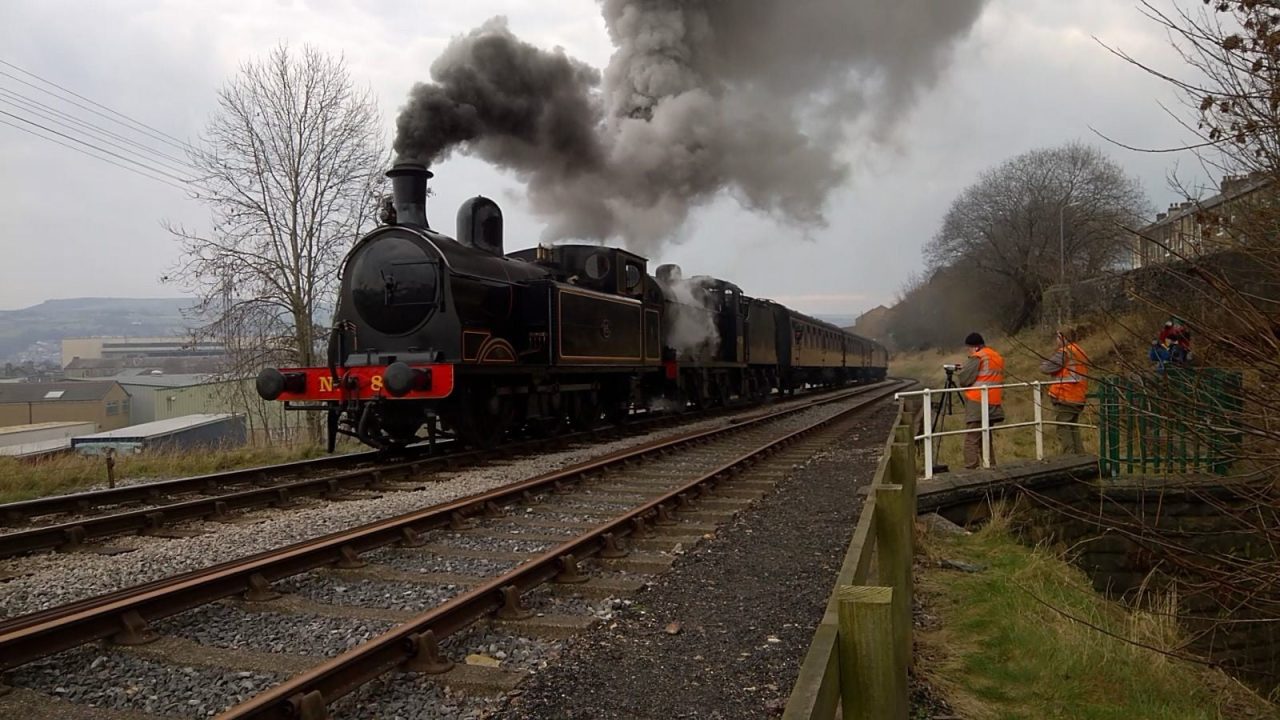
left=895, top=380, right=1096, bottom=479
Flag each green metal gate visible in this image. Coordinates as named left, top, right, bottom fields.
left=1095, top=368, right=1243, bottom=477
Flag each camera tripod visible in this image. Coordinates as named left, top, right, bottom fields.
left=930, top=366, right=966, bottom=474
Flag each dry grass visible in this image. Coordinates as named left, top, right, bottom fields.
left=916, top=513, right=1278, bottom=719
left=0, top=443, right=344, bottom=504
left=890, top=323, right=1151, bottom=469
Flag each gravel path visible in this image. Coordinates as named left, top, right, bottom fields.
left=0, top=391, right=873, bottom=619
left=494, top=402, right=898, bottom=720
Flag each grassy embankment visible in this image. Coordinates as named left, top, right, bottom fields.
left=0, top=444, right=335, bottom=504
left=918, top=511, right=1279, bottom=718
left=890, top=324, right=1152, bottom=470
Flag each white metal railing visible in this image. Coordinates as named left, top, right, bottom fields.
left=895, top=380, right=1097, bottom=479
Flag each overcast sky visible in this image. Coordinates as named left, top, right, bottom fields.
left=0, top=1, right=1208, bottom=316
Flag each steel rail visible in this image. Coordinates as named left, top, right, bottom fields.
left=217, top=380, right=910, bottom=720
left=0, top=444, right=442, bottom=525
left=0, top=383, right=887, bottom=639
left=0, top=403, right=692, bottom=527
left=0, top=439, right=516, bottom=558
left=0, top=385, right=865, bottom=556
left=0, top=381, right=902, bottom=672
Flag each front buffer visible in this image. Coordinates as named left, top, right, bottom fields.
left=256, top=362, right=456, bottom=449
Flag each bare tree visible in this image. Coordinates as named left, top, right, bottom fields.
left=167, top=44, right=385, bottom=442
left=989, top=3, right=1280, bottom=689
left=1107, top=1, right=1280, bottom=178
left=925, top=143, right=1150, bottom=331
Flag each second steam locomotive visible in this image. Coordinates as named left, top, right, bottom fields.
left=256, top=163, right=888, bottom=449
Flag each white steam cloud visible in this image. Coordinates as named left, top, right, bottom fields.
left=656, top=264, right=722, bottom=359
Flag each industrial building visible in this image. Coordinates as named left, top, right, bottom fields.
left=0, top=381, right=131, bottom=431
left=0, top=421, right=95, bottom=458
left=63, top=355, right=224, bottom=379
left=111, top=373, right=228, bottom=424
left=106, top=372, right=306, bottom=442
left=60, top=336, right=225, bottom=368
left=72, top=414, right=246, bottom=455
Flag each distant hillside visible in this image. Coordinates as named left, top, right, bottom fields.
left=0, top=298, right=198, bottom=364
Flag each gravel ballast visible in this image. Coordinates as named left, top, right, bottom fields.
left=496, top=402, right=898, bottom=719
left=0, top=391, right=876, bottom=619
left=443, top=625, right=562, bottom=671
left=9, top=647, right=281, bottom=718
left=331, top=671, right=485, bottom=720
left=437, top=533, right=555, bottom=554
left=366, top=547, right=520, bottom=577
left=277, top=574, right=461, bottom=611
left=156, top=604, right=394, bottom=658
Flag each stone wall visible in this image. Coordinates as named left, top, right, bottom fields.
left=1041, top=249, right=1280, bottom=326
left=1018, top=474, right=1280, bottom=688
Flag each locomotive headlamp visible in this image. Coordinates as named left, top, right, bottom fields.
left=383, top=362, right=431, bottom=397
left=256, top=368, right=307, bottom=400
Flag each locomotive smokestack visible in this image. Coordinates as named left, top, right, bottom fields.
left=386, top=162, right=433, bottom=228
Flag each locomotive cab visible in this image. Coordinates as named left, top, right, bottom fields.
left=508, top=244, right=650, bottom=299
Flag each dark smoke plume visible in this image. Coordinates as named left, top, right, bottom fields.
left=395, top=2, right=986, bottom=253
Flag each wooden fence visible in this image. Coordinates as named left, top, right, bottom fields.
left=783, top=399, right=920, bottom=720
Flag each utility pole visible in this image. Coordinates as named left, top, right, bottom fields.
left=1059, top=200, right=1081, bottom=284
left=1057, top=199, right=1081, bottom=328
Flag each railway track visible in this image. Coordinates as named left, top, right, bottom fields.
left=0, top=379, right=908, bottom=719
left=0, top=388, right=852, bottom=559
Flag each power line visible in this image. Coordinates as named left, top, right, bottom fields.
left=0, top=63, right=196, bottom=155
left=0, top=58, right=197, bottom=152
left=0, top=91, right=198, bottom=177
left=0, top=117, right=192, bottom=192
left=0, top=86, right=198, bottom=171
left=0, top=109, right=197, bottom=187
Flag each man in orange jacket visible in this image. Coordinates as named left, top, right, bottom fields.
left=957, top=332, right=1005, bottom=469
left=1040, top=328, right=1089, bottom=454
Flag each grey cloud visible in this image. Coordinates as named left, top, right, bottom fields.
left=394, top=1, right=987, bottom=255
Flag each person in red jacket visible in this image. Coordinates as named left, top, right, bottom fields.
left=1159, top=318, right=1191, bottom=363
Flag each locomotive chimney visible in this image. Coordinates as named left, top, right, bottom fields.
left=386, top=162, right=433, bottom=228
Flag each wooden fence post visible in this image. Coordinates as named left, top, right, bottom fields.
left=874, top=484, right=913, bottom=673
left=890, top=442, right=916, bottom=516
left=105, top=448, right=117, bottom=489
left=837, top=585, right=908, bottom=720
left=893, top=423, right=912, bottom=445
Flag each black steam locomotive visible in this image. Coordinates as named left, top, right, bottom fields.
left=256, top=163, right=888, bottom=449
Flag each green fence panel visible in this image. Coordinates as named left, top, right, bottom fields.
left=1092, top=368, right=1242, bottom=477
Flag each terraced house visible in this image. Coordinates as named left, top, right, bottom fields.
left=1133, top=172, right=1273, bottom=268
